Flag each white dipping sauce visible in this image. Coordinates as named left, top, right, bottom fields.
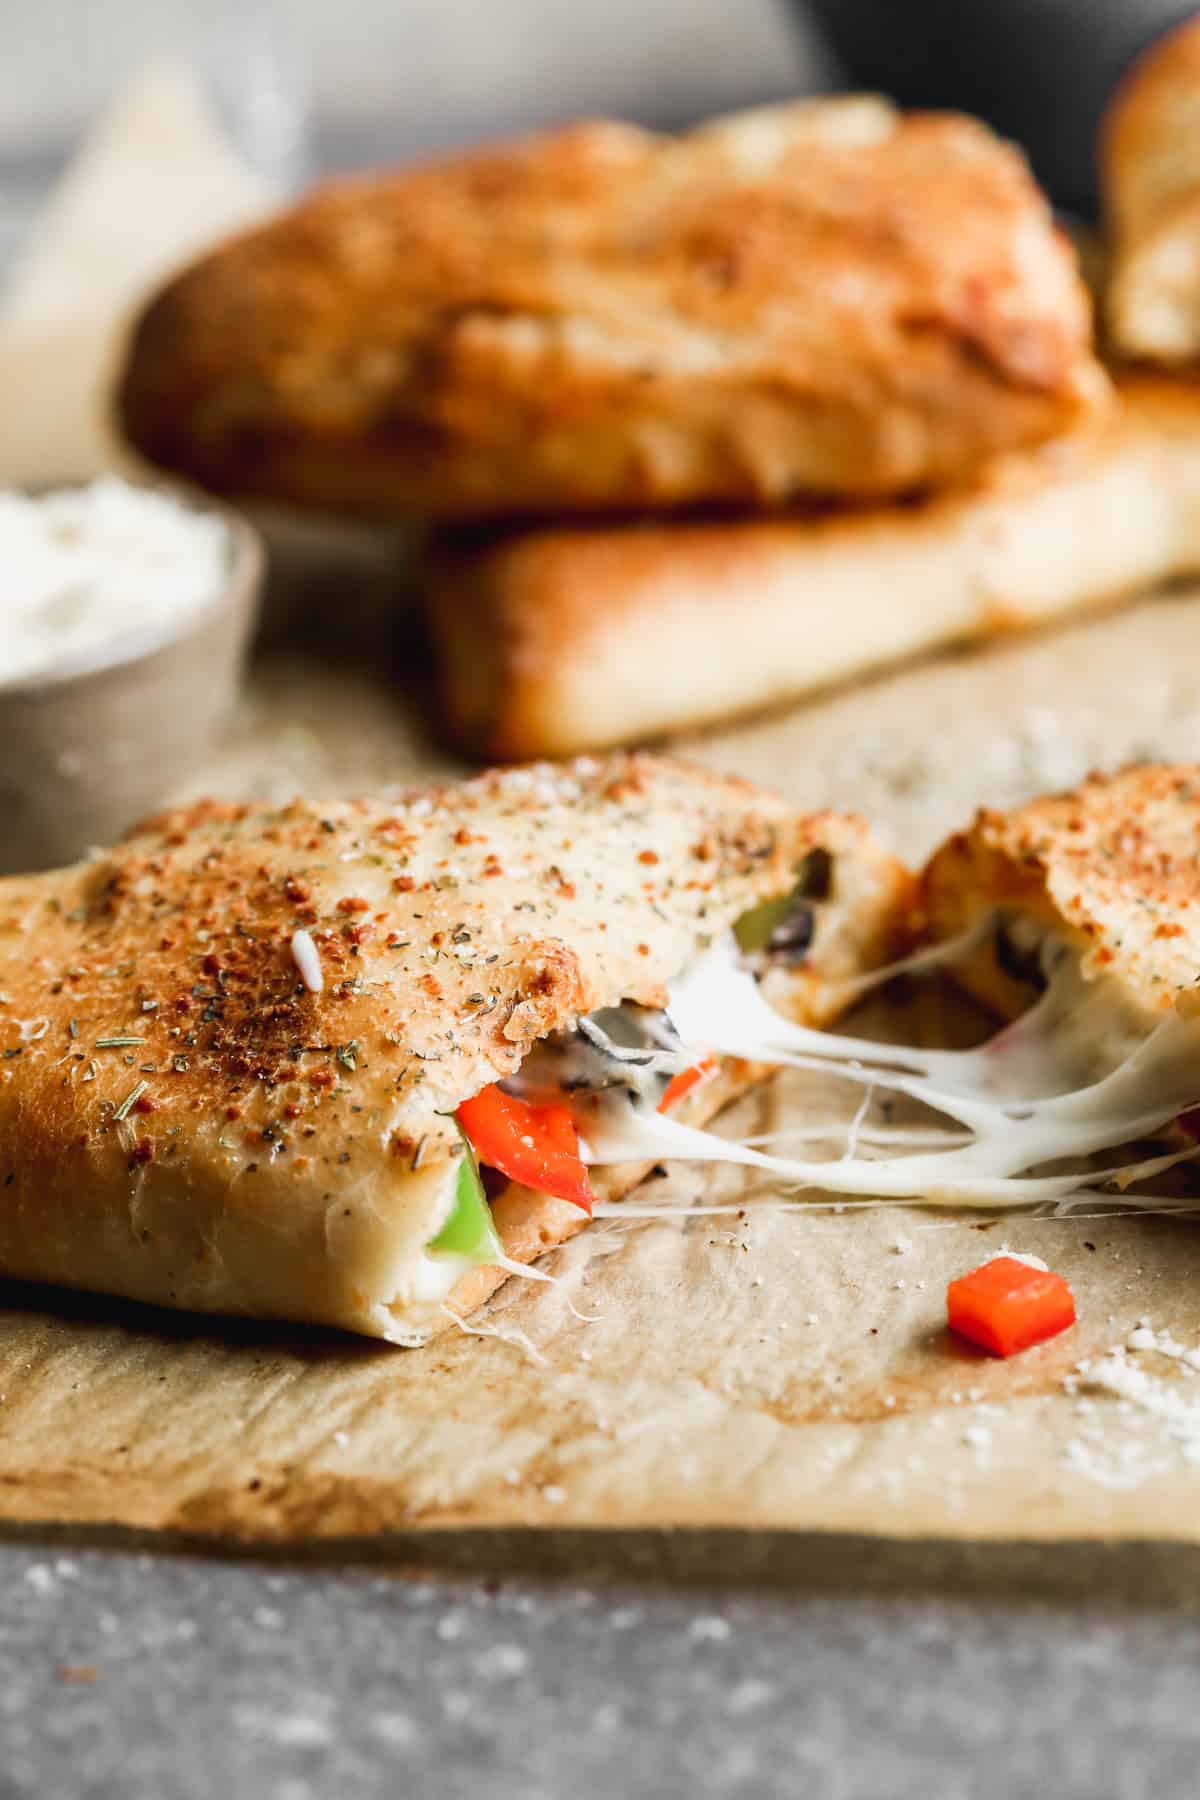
left=0, top=478, right=229, bottom=685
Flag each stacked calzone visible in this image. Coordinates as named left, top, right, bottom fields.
left=120, top=98, right=1102, bottom=516
left=116, top=94, right=1122, bottom=755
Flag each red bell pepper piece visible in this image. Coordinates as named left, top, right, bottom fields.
left=947, top=1255, right=1076, bottom=1358
left=659, top=1054, right=720, bottom=1114
left=457, top=1085, right=594, bottom=1212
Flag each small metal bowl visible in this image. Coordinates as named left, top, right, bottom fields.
left=0, top=495, right=263, bottom=875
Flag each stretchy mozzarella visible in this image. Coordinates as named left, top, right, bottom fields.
left=573, top=932, right=1200, bottom=1208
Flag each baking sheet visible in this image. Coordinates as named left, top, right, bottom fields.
left=5, top=589, right=1200, bottom=1545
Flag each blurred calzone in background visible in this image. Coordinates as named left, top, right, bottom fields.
left=116, top=87, right=1200, bottom=762
left=118, top=97, right=1106, bottom=515
left=1104, top=13, right=1200, bottom=364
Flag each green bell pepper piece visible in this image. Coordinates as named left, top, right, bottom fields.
left=427, top=1154, right=503, bottom=1264
left=733, top=890, right=802, bottom=954
left=733, top=849, right=830, bottom=954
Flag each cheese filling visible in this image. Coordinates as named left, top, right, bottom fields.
left=567, top=925, right=1200, bottom=1206
left=414, top=902, right=1200, bottom=1324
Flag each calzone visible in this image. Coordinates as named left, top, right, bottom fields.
left=0, top=754, right=910, bottom=1343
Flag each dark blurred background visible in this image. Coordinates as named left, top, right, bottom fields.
left=1, top=0, right=1196, bottom=274
left=807, top=0, right=1199, bottom=215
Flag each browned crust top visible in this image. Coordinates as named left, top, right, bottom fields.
left=923, top=764, right=1200, bottom=1018
left=1102, top=13, right=1200, bottom=209
left=0, top=754, right=863, bottom=1186
left=119, top=98, right=1101, bottom=516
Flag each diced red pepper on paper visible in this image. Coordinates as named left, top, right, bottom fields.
left=947, top=1255, right=1076, bottom=1357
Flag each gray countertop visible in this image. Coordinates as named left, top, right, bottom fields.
left=5, top=1536, right=1200, bottom=1799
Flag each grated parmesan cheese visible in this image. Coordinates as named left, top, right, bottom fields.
left=1076, top=1347, right=1200, bottom=1463
left=0, top=478, right=228, bottom=685
left=1065, top=1322, right=1200, bottom=1483
left=988, top=1247, right=1049, bottom=1272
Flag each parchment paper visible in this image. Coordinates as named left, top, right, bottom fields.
left=9, top=75, right=1200, bottom=1555
left=1, top=593, right=1200, bottom=1546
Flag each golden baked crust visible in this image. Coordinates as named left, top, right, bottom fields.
left=426, top=374, right=1200, bottom=758
left=1104, top=16, right=1200, bottom=361
left=0, top=753, right=909, bottom=1339
left=118, top=98, right=1105, bottom=518
left=922, top=764, right=1200, bottom=1025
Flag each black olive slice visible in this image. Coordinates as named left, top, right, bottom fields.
left=993, top=919, right=1048, bottom=992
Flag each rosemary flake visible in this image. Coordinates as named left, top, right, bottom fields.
left=114, top=1079, right=148, bottom=1121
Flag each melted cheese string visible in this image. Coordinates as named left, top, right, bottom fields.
left=669, top=935, right=1135, bottom=1101
left=741, top=1126, right=970, bottom=1150
left=573, top=935, right=1200, bottom=1210
left=577, top=1099, right=1195, bottom=1205
left=592, top=1144, right=1200, bottom=1219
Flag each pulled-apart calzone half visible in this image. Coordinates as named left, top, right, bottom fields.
left=0, top=754, right=911, bottom=1344
left=721, top=763, right=1200, bottom=1213
left=913, top=763, right=1200, bottom=1183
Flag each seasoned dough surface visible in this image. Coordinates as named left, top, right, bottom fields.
left=0, top=754, right=905, bottom=1336
left=924, top=763, right=1200, bottom=1023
